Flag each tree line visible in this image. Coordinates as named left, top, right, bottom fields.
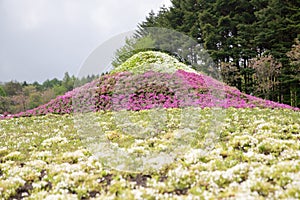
left=113, top=0, right=300, bottom=107
left=0, top=73, right=98, bottom=114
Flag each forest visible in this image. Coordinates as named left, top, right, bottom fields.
left=0, top=73, right=98, bottom=114
left=114, top=0, right=300, bottom=107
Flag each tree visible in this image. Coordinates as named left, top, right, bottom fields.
left=22, top=85, right=43, bottom=109
left=42, top=78, right=61, bottom=89
left=29, top=92, right=42, bottom=109
left=254, top=0, right=300, bottom=60
left=53, top=85, right=67, bottom=96
left=112, top=0, right=300, bottom=105
left=286, top=38, right=300, bottom=107
left=253, top=0, right=300, bottom=105
left=62, top=72, right=75, bottom=91
left=0, top=86, right=6, bottom=97
left=287, top=39, right=300, bottom=76
left=220, top=62, right=243, bottom=90
left=0, top=97, right=11, bottom=113
left=249, top=55, right=282, bottom=100
left=112, top=36, right=155, bottom=67
left=3, top=81, right=22, bottom=96
left=23, top=85, right=37, bottom=97
left=199, top=0, right=258, bottom=90
left=11, top=93, right=27, bottom=113
left=32, top=81, right=43, bottom=91
left=41, top=88, right=56, bottom=104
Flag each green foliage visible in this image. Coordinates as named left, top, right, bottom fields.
left=111, top=51, right=196, bottom=74
left=23, top=85, right=36, bottom=97
left=0, top=86, right=6, bottom=97
left=42, top=78, right=61, bottom=89
left=3, top=81, right=22, bottom=96
left=286, top=39, right=300, bottom=107
left=28, top=93, right=42, bottom=109
left=112, top=36, right=155, bottom=67
left=53, top=85, right=67, bottom=96
left=62, top=72, right=76, bottom=91
left=0, top=97, right=11, bottom=113
left=0, top=73, right=98, bottom=114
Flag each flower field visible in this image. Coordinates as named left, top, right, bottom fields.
left=0, top=108, right=300, bottom=199
left=1, top=51, right=300, bottom=199
left=1, top=51, right=298, bottom=119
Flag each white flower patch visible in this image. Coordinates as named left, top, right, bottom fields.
left=49, top=163, right=82, bottom=174
left=256, top=122, right=271, bottom=130
left=205, top=148, right=223, bottom=160
left=10, top=165, right=40, bottom=182
left=168, top=165, right=190, bottom=179
left=32, top=151, right=53, bottom=160
left=68, top=171, right=89, bottom=185
left=43, top=193, right=78, bottom=200
left=61, top=150, right=86, bottom=162
left=41, top=136, right=68, bottom=147
left=141, top=152, right=177, bottom=171
left=0, top=176, right=26, bottom=196
left=184, top=149, right=207, bottom=164
left=253, top=119, right=265, bottom=126
left=82, top=156, right=103, bottom=171
left=2, top=176, right=26, bottom=186
left=246, top=150, right=277, bottom=162
left=32, top=181, right=44, bottom=190
left=285, top=171, right=300, bottom=195
left=147, top=178, right=167, bottom=189
left=1, top=107, right=300, bottom=199
left=231, top=135, right=258, bottom=148
left=25, top=159, right=47, bottom=169
left=131, top=189, right=143, bottom=199
left=279, top=149, right=299, bottom=160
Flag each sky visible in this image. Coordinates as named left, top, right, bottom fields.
left=0, top=0, right=172, bottom=83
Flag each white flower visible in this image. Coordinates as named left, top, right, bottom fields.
left=26, top=159, right=47, bottom=168
left=41, top=136, right=68, bottom=147
left=34, top=151, right=52, bottom=158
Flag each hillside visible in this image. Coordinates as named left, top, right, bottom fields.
left=1, top=51, right=298, bottom=119
left=0, top=51, right=300, bottom=199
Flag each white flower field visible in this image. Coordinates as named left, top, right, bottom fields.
left=1, top=107, right=300, bottom=199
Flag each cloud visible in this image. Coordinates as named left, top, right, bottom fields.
left=0, top=0, right=171, bottom=83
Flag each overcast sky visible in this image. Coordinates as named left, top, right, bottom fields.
left=0, top=0, right=172, bottom=83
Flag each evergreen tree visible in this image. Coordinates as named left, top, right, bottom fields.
left=253, top=0, right=300, bottom=105
left=200, top=0, right=258, bottom=90
left=287, top=39, right=300, bottom=107
left=112, top=36, right=155, bottom=67
left=0, top=86, right=6, bottom=97
left=112, top=0, right=300, bottom=105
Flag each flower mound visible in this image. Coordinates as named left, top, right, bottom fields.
left=110, top=51, right=197, bottom=74
left=2, top=51, right=298, bottom=119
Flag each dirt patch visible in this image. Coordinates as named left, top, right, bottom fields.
left=128, top=174, right=151, bottom=187
left=8, top=181, right=33, bottom=200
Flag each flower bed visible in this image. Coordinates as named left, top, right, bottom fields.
left=1, top=69, right=298, bottom=120
left=0, top=108, right=300, bottom=199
